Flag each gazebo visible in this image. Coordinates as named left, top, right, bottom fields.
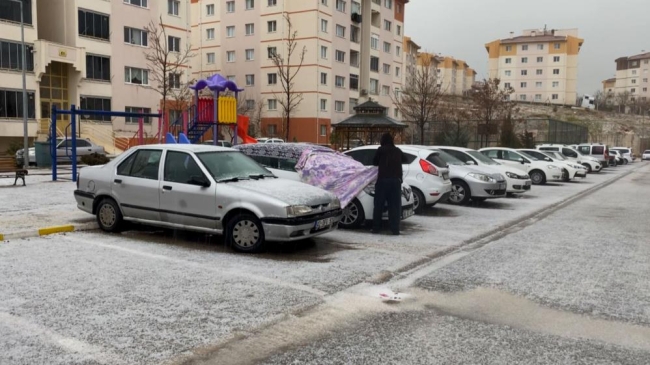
left=332, top=100, right=407, bottom=150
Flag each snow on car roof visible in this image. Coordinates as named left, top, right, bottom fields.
left=234, top=143, right=333, bottom=160
left=134, top=144, right=234, bottom=153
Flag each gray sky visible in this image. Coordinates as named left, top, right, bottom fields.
left=405, top=0, right=649, bottom=95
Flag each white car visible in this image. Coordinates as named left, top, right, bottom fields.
left=611, top=147, right=634, bottom=164
left=643, top=150, right=650, bottom=160
left=435, top=146, right=532, bottom=195
left=480, top=147, right=562, bottom=185
left=345, top=145, right=452, bottom=213
left=536, top=144, right=602, bottom=173
left=256, top=138, right=284, bottom=144
left=518, top=149, right=587, bottom=181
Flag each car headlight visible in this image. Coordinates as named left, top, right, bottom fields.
left=547, top=165, right=559, bottom=169
left=505, top=172, right=522, bottom=179
left=572, top=164, right=583, bottom=169
left=286, top=205, right=313, bottom=217
left=328, top=199, right=341, bottom=210
left=468, top=173, right=496, bottom=183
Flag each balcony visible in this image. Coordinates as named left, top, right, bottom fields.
left=33, top=40, right=85, bottom=83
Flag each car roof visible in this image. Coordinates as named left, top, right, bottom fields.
left=135, top=144, right=233, bottom=153
left=430, top=146, right=473, bottom=152
left=234, top=142, right=334, bottom=160
left=479, top=147, right=518, bottom=151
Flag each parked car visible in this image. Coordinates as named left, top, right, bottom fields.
left=479, top=147, right=562, bottom=185
left=16, top=138, right=106, bottom=166
left=435, top=146, right=532, bottom=195
left=255, top=138, right=284, bottom=144
left=536, top=144, right=602, bottom=173
left=611, top=147, right=634, bottom=163
left=234, top=143, right=414, bottom=229
left=344, top=145, right=452, bottom=213
left=73, top=144, right=343, bottom=253
left=427, top=148, right=507, bottom=204
left=202, top=140, right=233, bottom=148
left=574, top=143, right=611, bottom=168
left=609, top=150, right=627, bottom=165
left=518, top=149, right=587, bottom=181
left=643, top=150, right=650, bottom=160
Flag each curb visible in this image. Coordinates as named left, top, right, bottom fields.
left=0, top=222, right=98, bottom=242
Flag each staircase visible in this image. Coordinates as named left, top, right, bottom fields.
left=79, top=121, right=124, bottom=155
left=168, top=104, right=216, bottom=144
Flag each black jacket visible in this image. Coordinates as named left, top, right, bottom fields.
left=373, top=145, right=407, bottom=179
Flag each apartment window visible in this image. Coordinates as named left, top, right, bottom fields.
left=206, top=53, right=215, bottom=64
left=350, top=50, right=360, bottom=67
left=246, top=99, right=255, bottom=109
left=267, top=73, right=277, bottom=85
left=267, top=124, right=277, bottom=136
left=227, top=75, right=236, bottom=81
left=320, top=72, right=328, bottom=85
left=535, top=94, right=542, bottom=101
left=643, top=87, right=648, bottom=92
left=537, top=57, right=543, bottom=63
left=396, top=46, right=401, bottom=57
left=124, top=0, right=147, bottom=7
left=384, top=20, right=392, bottom=31
left=267, top=21, right=277, bottom=32
left=371, top=34, right=379, bottom=50
left=552, top=81, right=559, bottom=88
left=125, top=107, right=152, bottom=124
left=520, top=82, right=527, bottom=88
left=80, top=97, right=110, bottom=121
left=320, top=99, right=327, bottom=111
left=381, top=85, right=390, bottom=95
left=336, top=24, right=346, bottom=38
left=396, top=25, right=402, bottom=36
left=394, top=108, right=399, bottom=118
left=206, top=28, right=215, bottom=40
left=370, top=56, right=379, bottom=72
left=169, top=72, right=181, bottom=89
left=383, top=64, right=391, bottom=74
left=383, top=42, right=391, bottom=53
left=226, top=1, right=235, bottom=12
left=522, top=45, right=528, bottom=51
left=505, top=58, right=512, bottom=64
left=336, top=0, right=346, bottom=12
left=335, top=50, right=346, bottom=62
left=206, top=4, right=215, bottom=15
left=321, top=46, right=328, bottom=59
left=124, top=67, right=148, bottom=85
left=350, top=74, right=359, bottom=90
left=505, top=45, right=512, bottom=52
left=85, top=55, right=110, bottom=81
left=335, top=75, right=345, bottom=88
left=245, top=23, right=255, bottom=35
left=351, top=26, right=360, bottom=43
left=226, top=26, right=235, bottom=37
left=320, top=125, right=328, bottom=136
left=246, top=74, right=255, bottom=86
left=631, top=61, right=638, bottom=67
left=535, top=82, right=542, bottom=88
left=384, top=0, right=392, bottom=9
left=0, top=41, right=34, bottom=72
left=536, top=69, right=543, bottom=75
left=521, top=57, right=528, bottom=63
left=321, top=0, right=328, bottom=5
left=644, top=78, right=649, bottom=83
left=268, top=99, right=277, bottom=110
left=537, top=44, right=544, bottom=50
left=0, top=89, right=36, bottom=119
left=395, top=67, right=400, bottom=77
left=553, top=56, right=560, bottom=62
left=245, top=49, right=254, bottom=61
left=504, top=82, right=511, bottom=89
left=321, top=19, right=328, bottom=33
left=268, top=0, right=277, bottom=5
left=631, top=88, right=636, bottom=94
left=553, top=69, right=560, bottom=75
left=168, top=0, right=180, bottom=15
left=124, top=27, right=148, bottom=46
left=632, top=70, right=637, bottom=75
left=554, top=43, right=561, bottom=49
left=396, top=2, right=402, bottom=13
left=267, top=47, right=277, bottom=58
left=370, top=79, right=379, bottom=94
left=504, top=70, right=511, bottom=76
left=227, top=51, right=235, bottom=62
left=78, top=10, right=110, bottom=40
left=521, top=70, right=527, bottom=76
left=552, top=94, right=559, bottom=100
left=520, top=95, right=526, bottom=101
left=349, top=98, right=358, bottom=113
left=246, top=0, right=254, bottom=10
left=632, top=79, right=637, bottom=84
left=168, top=36, right=180, bottom=52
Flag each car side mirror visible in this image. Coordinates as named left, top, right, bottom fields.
left=545, top=157, right=553, bottom=162
left=465, top=160, right=476, bottom=165
left=189, top=175, right=211, bottom=187
left=518, top=157, right=525, bottom=164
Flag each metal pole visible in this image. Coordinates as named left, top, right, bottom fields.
left=233, top=91, right=239, bottom=146
left=51, top=106, right=57, bottom=181
left=12, top=0, right=29, bottom=170
left=71, top=105, right=77, bottom=183
left=213, top=91, right=219, bottom=146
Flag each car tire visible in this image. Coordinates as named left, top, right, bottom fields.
left=96, top=198, right=124, bottom=233
left=561, top=168, right=571, bottom=182
left=339, top=198, right=364, bottom=229
left=227, top=213, right=265, bottom=253
left=449, top=180, right=472, bottom=205
left=412, top=188, right=427, bottom=214
left=624, top=159, right=628, bottom=165
left=582, top=163, right=592, bottom=173
left=529, top=170, right=546, bottom=185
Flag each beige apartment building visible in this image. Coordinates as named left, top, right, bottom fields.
left=485, top=28, right=584, bottom=105
left=0, top=0, right=192, bottom=152
left=413, top=52, right=476, bottom=96
left=190, top=0, right=409, bottom=143
left=609, top=52, right=650, bottom=102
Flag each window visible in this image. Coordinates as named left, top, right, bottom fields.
left=227, top=75, right=236, bottom=81
left=226, top=1, right=235, bottom=12
left=535, top=81, right=542, bottom=88
left=118, top=149, right=162, bottom=180
left=245, top=49, right=254, bottom=61
left=320, top=98, right=327, bottom=111
left=521, top=57, right=528, bottom=63
left=245, top=100, right=255, bottom=109
left=520, top=95, right=527, bottom=101
left=537, top=56, right=543, bottom=63
left=384, top=20, right=392, bottom=31
left=267, top=73, right=277, bottom=85
left=631, top=88, right=636, bottom=94
left=383, top=42, right=391, bottom=53
left=505, top=58, right=512, bottom=64
left=125, top=106, right=152, bottom=124
left=321, top=46, right=328, bottom=59
left=384, top=0, right=392, bottom=9
left=632, top=70, right=637, bottom=75
left=383, top=63, right=390, bottom=74
left=335, top=50, right=346, bottom=63
left=227, top=51, right=235, bottom=62
left=505, top=70, right=511, bottom=76
left=267, top=47, right=277, bottom=58
left=268, top=21, right=277, bottom=32
left=395, top=67, right=400, bottom=77
left=396, top=46, right=401, bottom=57
left=335, top=75, right=345, bottom=88
left=319, top=125, right=328, bottom=137
left=124, top=0, right=147, bottom=7
left=85, top=55, right=110, bottom=81
left=396, top=25, right=402, bottom=36
left=335, top=101, right=345, bottom=112
left=554, top=43, right=561, bottom=49
left=206, top=4, right=215, bottom=15
left=168, top=0, right=179, bottom=15
left=371, top=34, right=379, bottom=50
left=0, top=88, right=36, bottom=119
left=394, top=108, right=399, bottom=118
left=350, top=74, right=359, bottom=90
left=246, top=0, right=254, bottom=9
left=226, top=26, right=235, bottom=37
left=553, top=56, right=560, bottom=62
left=268, top=0, right=277, bottom=5
left=267, top=124, right=277, bottom=136
left=644, top=78, right=649, bottom=83
left=78, top=10, right=110, bottom=40
left=321, top=0, right=328, bottom=5
left=394, top=88, right=401, bottom=98
left=336, top=0, right=346, bottom=12
left=206, top=52, right=215, bottom=64
left=245, top=74, right=255, bottom=86
left=124, top=67, right=148, bottom=85
left=504, top=82, right=511, bottom=89
left=245, top=23, right=255, bottom=35
left=168, top=36, right=180, bottom=52
left=0, top=41, right=34, bottom=72
left=124, top=27, right=148, bottom=46
left=520, top=82, right=527, bottom=88
left=534, top=94, right=542, bottom=101
left=370, top=56, right=379, bottom=72
left=521, top=70, right=528, bottom=76
left=552, top=81, right=559, bottom=88
left=370, top=79, right=379, bottom=94
left=350, top=50, right=360, bottom=67
left=336, top=24, right=346, bottom=38
left=206, top=28, right=215, bottom=40
left=505, top=45, right=512, bottom=52
left=351, top=26, right=360, bottom=43
left=320, top=72, right=328, bottom=85
left=536, top=69, right=543, bottom=75
left=349, top=98, right=358, bottom=113
left=163, top=151, right=207, bottom=185
left=553, top=69, right=560, bottom=75
left=537, top=44, right=544, bottom=50
left=268, top=99, right=277, bottom=110
left=522, top=45, right=528, bottom=51
left=632, top=79, right=637, bottom=84
left=382, top=85, right=390, bottom=95
left=80, top=96, right=110, bottom=122
left=321, top=19, right=328, bottom=32
left=169, top=72, right=181, bottom=89
left=643, top=88, right=648, bottom=92
left=552, top=94, right=559, bottom=100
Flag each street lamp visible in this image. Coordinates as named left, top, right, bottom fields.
left=9, top=0, right=29, bottom=169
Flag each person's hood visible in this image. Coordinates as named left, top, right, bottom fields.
left=380, top=133, right=394, bottom=146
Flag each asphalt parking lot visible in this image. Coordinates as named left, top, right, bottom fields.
left=0, top=163, right=645, bottom=365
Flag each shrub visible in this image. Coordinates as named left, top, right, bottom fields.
left=81, top=153, right=110, bottom=166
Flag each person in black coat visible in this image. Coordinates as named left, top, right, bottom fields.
left=372, top=133, right=407, bottom=235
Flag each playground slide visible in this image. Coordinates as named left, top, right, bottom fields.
left=236, top=115, right=257, bottom=144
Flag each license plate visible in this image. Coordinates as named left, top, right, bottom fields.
left=314, top=217, right=334, bottom=230
left=442, top=172, right=449, bottom=180
left=499, top=183, right=506, bottom=190
left=525, top=181, right=532, bottom=186
left=401, top=208, right=414, bottom=219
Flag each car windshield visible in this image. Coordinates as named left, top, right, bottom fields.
left=549, top=152, right=566, bottom=160
left=645, top=150, right=650, bottom=154
left=466, top=150, right=499, bottom=165
left=196, top=151, right=274, bottom=182
left=433, top=149, right=466, bottom=165
left=518, top=151, right=539, bottom=161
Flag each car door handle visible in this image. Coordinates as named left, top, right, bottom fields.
left=114, top=179, right=122, bottom=184
left=162, top=185, right=172, bottom=191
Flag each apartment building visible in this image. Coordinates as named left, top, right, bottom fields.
left=485, top=28, right=584, bottom=105
left=602, top=78, right=616, bottom=94
left=414, top=53, right=476, bottom=96
left=610, top=52, right=650, bottom=102
left=0, top=0, right=192, bottom=151
left=190, top=0, right=408, bottom=143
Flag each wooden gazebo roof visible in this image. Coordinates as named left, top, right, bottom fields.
left=332, top=100, right=406, bottom=149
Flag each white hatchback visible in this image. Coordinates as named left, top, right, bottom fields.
left=480, top=147, right=563, bottom=185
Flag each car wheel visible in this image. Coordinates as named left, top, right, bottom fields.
left=412, top=188, right=426, bottom=214
left=340, top=198, right=364, bottom=229
left=530, top=170, right=546, bottom=185
left=449, top=180, right=471, bottom=205
left=582, top=163, right=592, bottom=173
left=561, top=168, right=570, bottom=182
left=96, top=198, right=124, bottom=233
left=227, top=213, right=265, bottom=253
left=624, top=159, right=629, bottom=165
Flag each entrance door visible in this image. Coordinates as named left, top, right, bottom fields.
left=40, top=62, right=70, bottom=134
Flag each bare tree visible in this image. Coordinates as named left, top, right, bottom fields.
left=434, top=99, right=472, bottom=147
left=469, top=78, right=515, bottom=147
left=268, top=13, right=307, bottom=141
left=615, top=91, right=632, bottom=113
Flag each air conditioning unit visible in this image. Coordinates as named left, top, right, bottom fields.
left=360, top=89, right=368, bottom=96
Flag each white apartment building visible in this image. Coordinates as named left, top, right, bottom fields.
left=413, top=53, right=476, bottom=96
left=612, top=52, right=650, bottom=102
left=190, top=0, right=409, bottom=144
left=485, top=28, right=584, bottom=105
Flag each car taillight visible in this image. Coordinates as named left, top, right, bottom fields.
left=419, top=159, right=438, bottom=176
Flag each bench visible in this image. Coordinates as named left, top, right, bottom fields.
left=0, top=156, right=28, bottom=186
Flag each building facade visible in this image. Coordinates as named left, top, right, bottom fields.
left=413, top=52, right=476, bottom=96
left=611, top=52, right=650, bottom=102
left=485, top=28, right=584, bottom=105
left=190, top=0, right=409, bottom=143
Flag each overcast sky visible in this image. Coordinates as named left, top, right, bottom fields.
left=405, top=0, right=649, bottom=95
